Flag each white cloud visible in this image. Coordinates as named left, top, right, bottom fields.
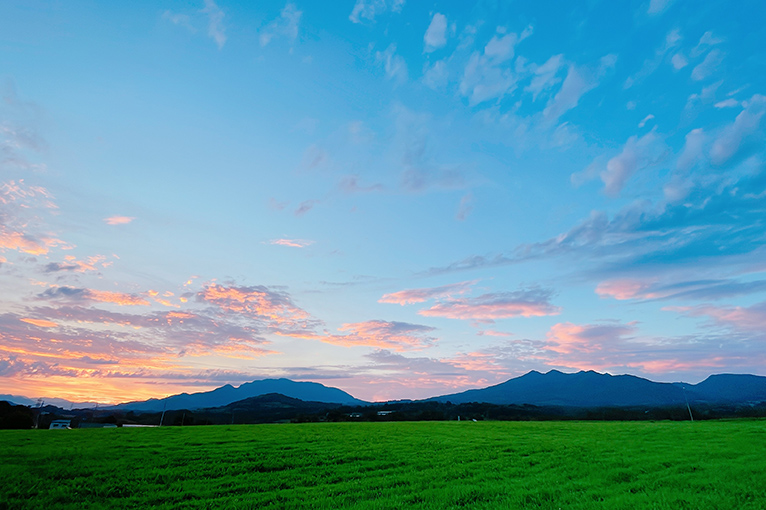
left=624, top=29, right=681, bottom=88
left=162, top=11, right=195, bottom=32
left=648, top=0, right=673, bottom=14
left=691, top=31, right=724, bottom=58
left=711, top=94, right=766, bottom=165
left=260, top=3, right=302, bottom=47
left=676, top=128, right=706, bottom=171
left=202, top=0, right=226, bottom=50
left=525, top=54, right=564, bottom=101
left=671, top=53, right=688, bottom=70
left=424, top=13, right=448, bottom=52
left=349, top=0, right=404, bottom=24
left=376, top=45, right=408, bottom=86
left=691, top=49, right=724, bottom=81
left=715, top=99, right=740, bottom=109
left=422, top=59, right=449, bottom=90
left=638, top=114, right=655, bottom=128
left=600, top=130, right=666, bottom=196
left=455, top=193, right=473, bottom=221
left=460, top=52, right=517, bottom=105
left=458, top=26, right=532, bottom=105
left=543, top=54, right=615, bottom=122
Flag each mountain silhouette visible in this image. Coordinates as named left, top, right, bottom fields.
left=431, top=370, right=766, bottom=407
left=108, top=378, right=366, bottom=411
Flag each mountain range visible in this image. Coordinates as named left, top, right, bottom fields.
left=104, top=378, right=366, bottom=412
left=5, top=370, right=766, bottom=411
left=430, top=370, right=766, bottom=407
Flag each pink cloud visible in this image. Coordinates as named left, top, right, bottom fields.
left=379, top=280, right=477, bottom=305
left=477, top=330, right=514, bottom=337
left=39, top=286, right=150, bottom=306
left=278, top=320, right=437, bottom=351
left=197, top=283, right=315, bottom=331
left=596, top=279, right=659, bottom=300
left=0, top=230, right=64, bottom=255
left=545, top=322, right=636, bottom=354
left=104, top=216, right=135, bottom=225
left=267, top=238, right=315, bottom=248
left=419, top=289, right=560, bottom=322
left=44, top=255, right=108, bottom=273
left=667, top=301, right=766, bottom=332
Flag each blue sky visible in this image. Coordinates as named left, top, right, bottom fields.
left=1, top=0, right=765, bottom=402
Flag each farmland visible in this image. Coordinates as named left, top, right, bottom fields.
left=1, top=420, right=765, bottom=509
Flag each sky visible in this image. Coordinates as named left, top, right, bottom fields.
left=1, top=0, right=765, bottom=404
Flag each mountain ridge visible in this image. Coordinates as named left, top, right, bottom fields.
left=430, top=369, right=766, bottom=407
left=5, top=370, right=766, bottom=411
left=105, top=378, right=366, bottom=412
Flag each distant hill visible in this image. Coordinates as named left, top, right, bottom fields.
left=0, top=394, right=98, bottom=409
left=195, top=393, right=341, bottom=423
left=107, top=378, right=366, bottom=412
left=686, top=374, right=766, bottom=403
left=431, top=370, right=766, bottom=407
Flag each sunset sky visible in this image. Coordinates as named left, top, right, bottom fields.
left=1, top=0, right=765, bottom=403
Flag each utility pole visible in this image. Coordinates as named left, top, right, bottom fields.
left=34, top=399, right=44, bottom=429
left=159, top=402, right=167, bottom=427
left=682, top=386, right=694, bottom=422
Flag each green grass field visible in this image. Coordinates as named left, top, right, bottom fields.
left=2, top=420, right=765, bottom=509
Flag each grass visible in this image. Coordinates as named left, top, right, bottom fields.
left=1, top=420, right=765, bottom=509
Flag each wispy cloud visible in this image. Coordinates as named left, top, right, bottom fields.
left=104, top=216, right=134, bottom=225
left=349, top=0, right=405, bottom=24
left=543, top=54, right=616, bottom=122
left=279, top=320, right=437, bottom=351
left=598, top=129, right=667, bottom=196
left=376, top=44, right=408, bottom=85
left=0, top=181, right=66, bottom=256
left=691, top=49, right=724, bottom=81
left=44, top=255, right=107, bottom=273
left=597, top=277, right=766, bottom=302
left=294, top=199, right=319, bottom=216
left=162, top=11, right=195, bottom=32
left=40, top=286, right=151, bottom=306
left=425, top=163, right=766, bottom=279
left=379, top=280, right=477, bottom=305
left=202, top=0, right=226, bottom=49
left=668, top=301, right=766, bottom=333
left=623, top=29, right=681, bottom=89
left=455, top=192, right=473, bottom=221
left=260, top=3, right=302, bottom=47
left=459, top=26, right=533, bottom=105
left=267, top=238, right=314, bottom=248
left=525, top=54, right=564, bottom=101
left=545, top=322, right=635, bottom=355
left=19, top=317, right=58, bottom=328
left=418, top=288, right=560, bottom=322
left=647, top=0, right=674, bottom=14
left=338, top=175, right=384, bottom=194
left=198, top=283, right=315, bottom=331
left=710, top=94, right=765, bottom=166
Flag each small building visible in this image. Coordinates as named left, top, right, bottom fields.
left=49, top=420, right=71, bottom=430
left=376, top=410, right=394, bottom=416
